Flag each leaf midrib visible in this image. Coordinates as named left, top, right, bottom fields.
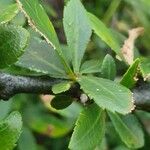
left=70, top=109, right=103, bottom=147
left=27, top=50, right=65, bottom=74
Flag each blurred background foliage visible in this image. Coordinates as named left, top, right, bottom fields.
left=0, top=0, right=150, bottom=149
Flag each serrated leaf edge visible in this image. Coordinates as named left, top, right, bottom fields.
left=16, top=0, right=56, bottom=50
left=69, top=108, right=105, bottom=149
left=78, top=78, right=135, bottom=114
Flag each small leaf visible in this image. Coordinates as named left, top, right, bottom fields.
left=16, top=0, right=72, bottom=76
left=88, top=13, right=121, bottom=55
left=80, top=59, right=101, bottom=74
left=17, top=37, right=67, bottom=78
left=78, top=76, right=135, bottom=114
left=140, top=57, right=150, bottom=81
left=18, top=127, right=37, bottom=150
left=0, top=25, right=29, bottom=69
left=16, top=0, right=60, bottom=51
left=101, top=54, right=116, bottom=80
left=0, top=0, right=14, bottom=8
left=0, top=4, right=19, bottom=24
left=108, top=112, right=144, bottom=149
left=69, top=103, right=105, bottom=150
left=0, top=111, right=22, bottom=150
left=120, top=58, right=140, bottom=88
left=52, top=81, right=72, bottom=94
left=63, top=0, right=92, bottom=73
left=3, top=65, right=42, bottom=76
left=51, top=95, right=73, bottom=110
left=0, top=100, right=12, bottom=120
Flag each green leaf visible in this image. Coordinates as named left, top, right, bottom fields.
left=95, top=138, right=107, bottom=150
left=140, top=57, right=150, bottom=81
left=63, top=0, right=92, bottom=73
left=16, top=0, right=73, bottom=77
left=17, top=0, right=60, bottom=51
left=113, top=145, right=131, bottom=150
left=0, top=4, right=19, bottom=24
left=0, top=111, right=22, bottom=150
left=17, top=37, right=67, bottom=78
left=69, top=103, right=105, bottom=150
left=52, top=81, right=72, bottom=94
left=80, top=59, right=101, bottom=74
left=120, top=58, right=140, bottom=88
left=26, top=105, right=73, bottom=138
left=0, top=0, right=14, bottom=12
left=0, top=25, right=29, bottom=69
left=18, top=127, right=37, bottom=150
left=0, top=101, right=12, bottom=120
left=88, top=13, right=121, bottom=55
left=101, top=54, right=116, bottom=80
left=78, top=76, right=134, bottom=114
left=47, top=101, right=82, bottom=120
left=3, top=65, right=43, bottom=76
left=51, top=95, right=73, bottom=110
left=108, top=112, right=144, bottom=149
